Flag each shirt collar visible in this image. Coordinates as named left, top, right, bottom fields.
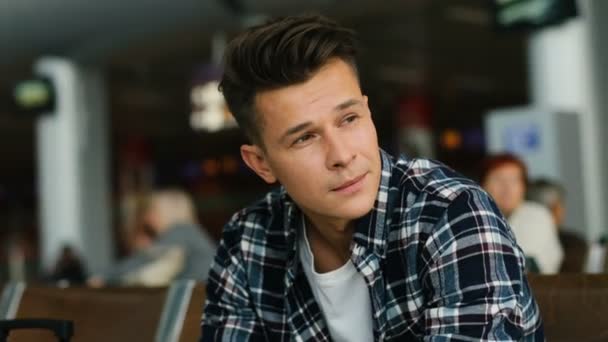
left=283, top=149, right=395, bottom=275
left=352, top=148, right=394, bottom=259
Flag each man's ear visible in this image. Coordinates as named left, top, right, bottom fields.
left=240, top=144, right=277, bottom=184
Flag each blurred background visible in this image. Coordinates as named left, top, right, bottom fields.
left=0, top=0, right=607, bottom=282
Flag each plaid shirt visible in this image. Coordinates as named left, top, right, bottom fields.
left=202, top=150, right=544, bottom=341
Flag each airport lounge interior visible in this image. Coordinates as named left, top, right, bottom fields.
left=0, top=0, right=608, bottom=340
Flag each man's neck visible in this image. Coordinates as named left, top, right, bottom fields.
left=304, top=215, right=354, bottom=273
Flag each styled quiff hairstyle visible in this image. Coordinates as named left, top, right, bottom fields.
left=219, top=14, right=359, bottom=146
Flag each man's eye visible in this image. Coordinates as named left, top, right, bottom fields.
left=294, top=134, right=313, bottom=145
left=344, top=114, right=359, bottom=124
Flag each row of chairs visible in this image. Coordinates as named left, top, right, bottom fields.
left=528, top=274, right=608, bottom=342
left=0, top=281, right=205, bottom=342
left=1, top=274, right=608, bottom=341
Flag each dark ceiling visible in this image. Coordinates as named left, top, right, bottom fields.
left=0, top=0, right=529, bottom=182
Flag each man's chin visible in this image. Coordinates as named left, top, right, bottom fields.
left=331, top=200, right=376, bottom=221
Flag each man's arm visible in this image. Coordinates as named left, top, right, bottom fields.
left=421, top=190, right=543, bottom=341
left=201, top=221, right=265, bottom=341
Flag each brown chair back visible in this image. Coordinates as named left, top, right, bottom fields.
left=528, top=274, right=608, bottom=342
left=178, top=283, right=205, bottom=342
left=5, top=285, right=167, bottom=342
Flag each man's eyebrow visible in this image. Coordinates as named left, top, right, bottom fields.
left=280, top=121, right=313, bottom=143
left=279, top=99, right=362, bottom=144
left=334, top=99, right=361, bottom=112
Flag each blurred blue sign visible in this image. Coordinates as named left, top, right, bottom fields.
left=502, top=123, right=541, bottom=154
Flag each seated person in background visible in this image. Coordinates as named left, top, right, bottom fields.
left=481, top=154, right=563, bottom=274
left=202, top=15, right=543, bottom=341
left=528, top=178, right=588, bottom=273
left=50, top=245, right=87, bottom=285
left=89, top=189, right=216, bottom=287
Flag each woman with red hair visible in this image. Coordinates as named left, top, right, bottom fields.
left=480, top=153, right=563, bottom=274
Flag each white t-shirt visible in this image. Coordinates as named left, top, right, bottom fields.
left=299, top=227, right=374, bottom=342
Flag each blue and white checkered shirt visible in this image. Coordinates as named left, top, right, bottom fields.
left=202, top=150, right=543, bottom=341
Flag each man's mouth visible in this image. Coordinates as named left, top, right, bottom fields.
left=332, top=173, right=367, bottom=192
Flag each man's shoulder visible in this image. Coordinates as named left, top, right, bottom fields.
left=386, top=155, right=503, bottom=241
left=212, top=188, right=293, bottom=285
left=220, top=187, right=290, bottom=248
left=391, top=155, right=484, bottom=203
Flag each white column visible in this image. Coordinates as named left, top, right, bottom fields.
left=587, top=0, right=608, bottom=242
left=528, top=0, right=605, bottom=242
left=35, top=57, right=113, bottom=273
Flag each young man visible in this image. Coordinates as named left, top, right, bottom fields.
left=202, top=15, right=543, bottom=341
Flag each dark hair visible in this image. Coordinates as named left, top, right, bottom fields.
left=527, top=178, right=565, bottom=208
left=479, top=153, right=529, bottom=188
left=219, top=14, right=359, bottom=146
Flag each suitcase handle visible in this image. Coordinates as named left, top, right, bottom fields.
left=0, top=319, right=74, bottom=342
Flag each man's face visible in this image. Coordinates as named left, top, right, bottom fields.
left=243, top=58, right=382, bottom=228
left=483, top=163, right=526, bottom=217
left=551, top=201, right=565, bottom=228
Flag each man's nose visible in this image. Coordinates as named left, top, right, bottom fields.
left=325, top=132, right=355, bottom=169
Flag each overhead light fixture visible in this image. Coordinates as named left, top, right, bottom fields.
left=11, top=77, right=56, bottom=115
left=190, top=80, right=236, bottom=132
left=189, top=32, right=236, bottom=133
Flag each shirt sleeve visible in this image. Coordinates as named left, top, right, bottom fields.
left=421, top=189, right=544, bottom=341
left=201, top=220, right=266, bottom=341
